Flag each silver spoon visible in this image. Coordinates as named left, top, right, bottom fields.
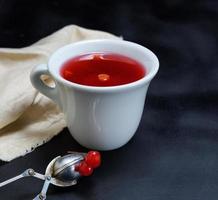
left=0, top=151, right=100, bottom=199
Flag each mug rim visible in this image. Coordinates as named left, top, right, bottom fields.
left=48, top=39, right=159, bottom=92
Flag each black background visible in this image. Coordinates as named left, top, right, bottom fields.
left=0, top=0, right=218, bottom=199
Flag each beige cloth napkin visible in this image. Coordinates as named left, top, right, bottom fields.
left=0, top=25, right=119, bottom=161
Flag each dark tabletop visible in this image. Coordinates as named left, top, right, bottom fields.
left=0, top=0, right=218, bottom=199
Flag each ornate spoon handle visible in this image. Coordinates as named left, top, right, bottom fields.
left=0, top=169, right=45, bottom=187
left=33, top=176, right=52, bottom=200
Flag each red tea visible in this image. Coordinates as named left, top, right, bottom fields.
left=60, top=52, right=146, bottom=87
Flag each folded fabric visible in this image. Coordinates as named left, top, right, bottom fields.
left=0, top=25, right=119, bottom=161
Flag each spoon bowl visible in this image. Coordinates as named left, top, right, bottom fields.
left=51, top=153, right=84, bottom=186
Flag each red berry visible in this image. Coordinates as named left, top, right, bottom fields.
left=85, top=151, right=101, bottom=168
left=75, top=161, right=93, bottom=176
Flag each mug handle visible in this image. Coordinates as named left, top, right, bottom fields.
left=30, top=64, right=60, bottom=105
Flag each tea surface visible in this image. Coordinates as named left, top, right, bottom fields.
left=60, top=53, right=146, bottom=87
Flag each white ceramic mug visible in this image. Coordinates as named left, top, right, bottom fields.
left=30, top=39, right=159, bottom=150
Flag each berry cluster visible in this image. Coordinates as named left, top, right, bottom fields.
left=75, top=151, right=101, bottom=176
